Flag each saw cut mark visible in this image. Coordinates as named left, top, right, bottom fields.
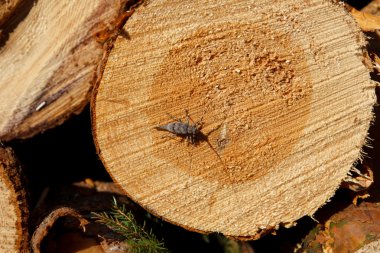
left=92, top=0, right=376, bottom=238
left=149, top=23, right=313, bottom=184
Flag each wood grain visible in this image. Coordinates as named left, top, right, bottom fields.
left=0, top=0, right=130, bottom=140
left=93, top=0, right=376, bottom=238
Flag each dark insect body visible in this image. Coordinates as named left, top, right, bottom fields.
left=155, top=110, right=227, bottom=168
left=154, top=110, right=204, bottom=144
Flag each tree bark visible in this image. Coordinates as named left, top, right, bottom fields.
left=0, top=0, right=132, bottom=141
left=0, top=0, right=24, bottom=28
left=300, top=201, right=380, bottom=253
left=92, top=0, right=376, bottom=238
left=0, top=146, right=29, bottom=252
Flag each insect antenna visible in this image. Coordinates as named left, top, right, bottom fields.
left=185, top=109, right=206, bottom=129
left=204, top=137, right=227, bottom=169
left=166, top=112, right=182, bottom=122
left=195, top=122, right=227, bottom=169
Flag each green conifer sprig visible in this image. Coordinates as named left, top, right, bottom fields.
left=92, top=197, right=169, bottom=253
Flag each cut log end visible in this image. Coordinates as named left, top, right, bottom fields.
left=0, top=146, right=29, bottom=252
left=92, top=0, right=376, bottom=237
left=147, top=22, right=313, bottom=185
left=0, top=0, right=133, bottom=141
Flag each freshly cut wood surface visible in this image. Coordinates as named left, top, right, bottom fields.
left=0, top=0, right=129, bottom=141
left=0, top=146, right=28, bottom=252
left=92, top=0, right=376, bottom=238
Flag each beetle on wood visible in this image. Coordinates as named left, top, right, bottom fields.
left=154, top=110, right=204, bottom=144
left=155, top=110, right=227, bottom=168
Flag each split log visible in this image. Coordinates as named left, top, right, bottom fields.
left=92, top=0, right=377, bottom=238
left=0, top=145, right=29, bottom=252
left=0, top=0, right=134, bottom=141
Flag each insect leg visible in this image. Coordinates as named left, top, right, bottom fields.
left=160, top=133, right=184, bottom=143
left=184, top=109, right=190, bottom=125
left=185, top=135, right=191, bottom=146
left=166, top=113, right=182, bottom=123
left=185, top=109, right=206, bottom=129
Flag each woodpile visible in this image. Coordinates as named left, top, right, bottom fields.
left=1, top=0, right=380, bottom=252
left=0, top=0, right=131, bottom=140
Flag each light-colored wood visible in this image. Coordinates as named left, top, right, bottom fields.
left=92, top=0, right=376, bottom=238
left=0, top=146, right=29, bottom=252
left=0, top=0, right=129, bottom=141
left=356, top=240, right=380, bottom=253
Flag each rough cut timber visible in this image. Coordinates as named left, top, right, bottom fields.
left=0, top=0, right=132, bottom=141
left=92, top=0, right=376, bottom=238
left=0, top=146, right=29, bottom=252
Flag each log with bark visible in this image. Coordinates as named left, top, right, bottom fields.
left=0, top=0, right=24, bottom=28
left=30, top=181, right=131, bottom=253
left=92, top=0, right=377, bottom=239
left=0, top=0, right=137, bottom=141
left=300, top=201, right=380, bottom=252
left=0, top=145, right=29, bottom=252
